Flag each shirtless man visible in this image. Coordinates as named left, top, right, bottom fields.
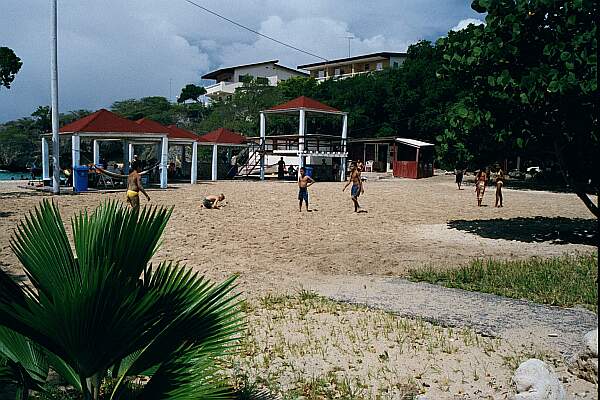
left=202, top=194, right=225, bottom=209
left=126, top=160, right=150, bottom=210
left=297, top=167, right=315, bottom=212
left=343, top=162, right=364, bottom=212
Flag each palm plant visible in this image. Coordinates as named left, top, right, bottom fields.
left=0, top=200, right=244, bottom=399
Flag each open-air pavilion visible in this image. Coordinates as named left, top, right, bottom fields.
left=253, top=96, right=348, bottom=181
left=197, top=128, right=247, bottom=181
left=41, top=109, right=203, bottom=190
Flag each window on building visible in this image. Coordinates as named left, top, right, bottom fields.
left=334, top=68, right=341, bottom=76
left=376, top=62, right=383, bottom=71
left=393, top=62, right=399, bottom=68
left=364, top=63, right=370, bottom=72
left=318, top=70, right=325, bottom=78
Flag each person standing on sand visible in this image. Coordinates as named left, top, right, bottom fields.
left=455, top=166, right=464, bottom=190
left=126, top=160, right=150, bottom=211
left=475, top=169, right=486, bottom=207
left=277, top=157, right=286, bottom=180
left=343, top=162, right=364, bottom=212
left=297, top=167, right=314, bottom=212
left=495, top=168, right=505, bottom=208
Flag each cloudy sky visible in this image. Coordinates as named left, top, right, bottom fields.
left=0, top=0, right=483, bottom=122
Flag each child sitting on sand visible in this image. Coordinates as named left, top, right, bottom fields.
left=202, top=194, right=225, bottom=209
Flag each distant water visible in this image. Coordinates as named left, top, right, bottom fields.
left=0, top=170, right=29, bottom=181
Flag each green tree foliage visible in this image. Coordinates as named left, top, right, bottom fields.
left=199, top=78, right=283, bottom=135
left=111, top=96, right=175, bottom=125
left=439, top=0, right=598, bottom=216
left=177, top=84, right=206, bottom=103
left=0, top=47, right=22, bottom=89
left=0, top=200, right=244, bottom=399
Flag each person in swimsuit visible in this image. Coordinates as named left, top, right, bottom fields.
left=495, top=168, right=504, bottom=207
left=343, top=162, right=364, bottom=212
left=126, top=160, right=150, bottom=211
left=475, top=169, right=486, bottom=207
left=298, top=167, right=314, bottom=212
left=202, top=194, right=225, bottom=209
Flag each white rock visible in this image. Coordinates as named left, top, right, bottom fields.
left=512, top=358, right=566, bottom=400
left=584, top=329, right=598, bottom=358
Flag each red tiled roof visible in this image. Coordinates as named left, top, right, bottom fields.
left=198, top=128, right=246, bottom=144
left=60, top=109, right=149, bottom=134
left=135, top=118, right=170, bottom=133
left=269, top=96, right=340, bottom=113
left=166, top=125, right=201, bottom=141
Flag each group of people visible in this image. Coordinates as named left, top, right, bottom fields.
left=456, top=167, right=504, bottom=207
left=297, top=159, right=365, bottom=213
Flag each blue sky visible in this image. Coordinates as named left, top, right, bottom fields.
left=0, top=1, right=483, bottom=122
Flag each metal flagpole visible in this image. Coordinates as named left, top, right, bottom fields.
left=50, top=0, right=60, bottom=194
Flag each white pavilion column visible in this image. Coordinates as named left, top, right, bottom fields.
left=128, top=143, right=135, bottom=164
left=259, top=112, right=266, bottom=180
left=298, top=109, right=306, bottom=170
left=191, top=141, right=198, bottom=184
left=41, top=137, right=50, bottom=180
left=160, top=136, right=168, bottom=189
left=93, top=140, right=100, bottom=166
left=123, top=141, right=130, bottom=174
left=340, top=113, right=348, bottom=181
left=71, top=135, right=80, bottom=169
left=211, top=144, right=218, bottom=181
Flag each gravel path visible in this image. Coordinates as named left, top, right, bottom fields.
left=311, top=276, right=598, bottom=359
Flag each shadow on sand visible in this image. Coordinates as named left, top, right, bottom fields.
left=448, top=217, right=598, bottom=246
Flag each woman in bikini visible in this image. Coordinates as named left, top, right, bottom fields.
left=475, top=169, right=487, bottom=207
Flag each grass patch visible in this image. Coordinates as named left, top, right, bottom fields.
left=408, top=254, right=598, bottom=312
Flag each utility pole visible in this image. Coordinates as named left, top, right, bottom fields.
left=50, top=0, right=60, bottom=194
left=345, top=35, right=354, bottom=58
left=169, top=78, right=173, bottom=102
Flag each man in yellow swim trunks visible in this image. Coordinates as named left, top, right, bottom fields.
left=127, top=160, right=150, bottom=210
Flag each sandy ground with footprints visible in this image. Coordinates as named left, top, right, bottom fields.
left=0, top=175, right=597, bottom=399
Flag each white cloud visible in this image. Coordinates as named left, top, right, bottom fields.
left=451, top=18, right=485, bottom=31
left=0, top=0, right=483, bottom=121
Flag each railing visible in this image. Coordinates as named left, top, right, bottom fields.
left=315, top=70, right=373, bottom=82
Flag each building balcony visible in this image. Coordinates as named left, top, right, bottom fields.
left=204, top=76, right=280, bottom=99
left=314, top=70, right=372, bottom=82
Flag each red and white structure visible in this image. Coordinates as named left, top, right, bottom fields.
left=257, top=96, right=348, bottom=181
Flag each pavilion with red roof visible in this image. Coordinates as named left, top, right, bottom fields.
left=197, top=128, right=247, bottom=181
left=41, top=109, right=219, bottom=189
left=252, top=96, right=348, bottom=181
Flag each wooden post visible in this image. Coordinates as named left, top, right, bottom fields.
left=340, top=114, right=348, bottom=181
left=211, top=144, right=218, bottom=181
left=259, top=112, right=266, bottom=180
left=191, top=141, right=198, bottom=184
left=41, top=137, right=50, bottom=180
left=160, top=136, right=168, bottom=189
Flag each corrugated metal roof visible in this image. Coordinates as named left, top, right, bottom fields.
left=395, top=138, right=434, bottom=148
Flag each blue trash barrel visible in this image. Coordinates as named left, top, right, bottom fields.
left=73, top=166, right=89, bottom=192
left=304, top=166, right=313, bottom=177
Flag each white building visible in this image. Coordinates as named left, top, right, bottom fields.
left=298, top=52, right=407, bottom=82
left=201, top=60, right=308, bottom=101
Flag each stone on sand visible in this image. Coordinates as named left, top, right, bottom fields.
left=512, top=358, right=566, bottom=400
left=569, top=328, right=598, bottom=384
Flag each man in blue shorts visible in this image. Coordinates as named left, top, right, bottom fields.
left=343, top=162, right=364, bottom=212
left=298, top=167, right=314, bottom=212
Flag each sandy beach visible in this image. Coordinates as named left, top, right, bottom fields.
left=0, top=175, right=597, bottom=398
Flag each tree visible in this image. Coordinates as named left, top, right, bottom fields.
left=111, top=96, right=174, bottom=124
left=0, top=200, right=243, bottom=399
left=177, top=84, right=206, bottom=103
left=0, top=47, right=22, bottom=89
left=439, top=0, right=598, bottom=216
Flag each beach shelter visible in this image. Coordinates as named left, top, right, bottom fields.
left=135, top=119, right=201, bottom=184
left=43, top=109, right=204, bottom=190
left=259, top=96, right=348, bottom=181
left=393, top=138, right=434, bottom=179
left=197, top=128, right=247, bottom=181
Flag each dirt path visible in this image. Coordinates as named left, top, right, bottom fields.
left=311, top=276, right=598, bottom=359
